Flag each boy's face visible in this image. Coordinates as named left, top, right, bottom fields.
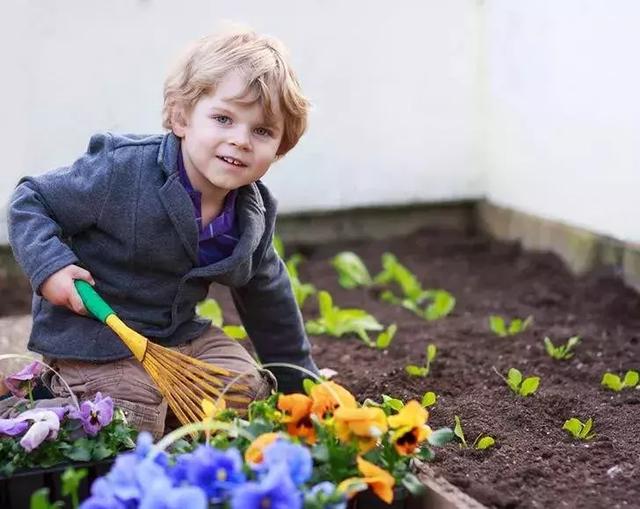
left=173, top=71, right=284, bottom=201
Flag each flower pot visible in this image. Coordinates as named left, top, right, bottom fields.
left=349, top=488, right=428, bottom=509
left=0, top=459, right=114, bottom=509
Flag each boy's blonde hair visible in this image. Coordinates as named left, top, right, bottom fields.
left=163, top=28, right=310, bottom=156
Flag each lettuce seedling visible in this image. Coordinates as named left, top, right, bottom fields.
left=375, top=323, right=397, bottom=349
left=376, top=253, right=456, bottom=321
left=405, top=344, right=437, bottom=377
left=544, top=335, right=580, bottom=360
left=493, top=367, right=540, bottom=396
left=453, top=415, right=495, bottom=450
left=331, top=251, right=373, bottom=289
left=563, top=417, right=596, bottom=440
left=421, top=391, right=437, bottom=408
left=601, top=370, right=639, bottom=391
left=489, top=315, right=533, bottom=337
left=305, top=291, right=391, bottom=348
left=285, top=254, right=317, bottom=308
left=196, top=298, right=248, bottom=340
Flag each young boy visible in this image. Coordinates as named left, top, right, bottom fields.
left=7, top=28, right=318, bottom=437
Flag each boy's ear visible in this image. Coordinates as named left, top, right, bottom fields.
left=171, top=105, right=188, bottom=137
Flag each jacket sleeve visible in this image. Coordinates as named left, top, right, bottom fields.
left=231, top=242, right=319, bottom=394
left=8, top=133, right=114, bottom=293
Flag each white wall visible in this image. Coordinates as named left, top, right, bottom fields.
left=2, top=1, right=639, bottom=246
left=0, top=0, right=482, bottom=243
left=483, top=0, right=640, bottom=244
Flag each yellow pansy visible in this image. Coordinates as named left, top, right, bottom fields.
left=333, top=406, right=388, bottom=453
left=387, top=400, right=432, bottom=455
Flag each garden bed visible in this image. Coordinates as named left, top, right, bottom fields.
left=3, top=228, right=639, bottom=508
left=215, top=228, right=640, bottom=508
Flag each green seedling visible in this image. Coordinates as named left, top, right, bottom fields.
left=489, top=315, right=533, bottom=337
left=563, top=417, right=596, bottom=440
left=331, top=251, right=373, bottom=289
left=420, top=391, right=437, bottom=408
left=405, top=344, right=437, bottom=377
left=453, top=415, right=495, bottom=450
left=196, top=298, right=248, bottom=340
left=544, top=335, right=580, bottom=360
left=375, top=323, right=397, bottom=349
left=305, top=291, right=393, bottom=348
left=285, top=254, right=317, bottom=308
left=601, top=370, right=639, bottom=391
left=362, top=394, right=405, bottom=415
left=376, top=253, right=455, bottom=321
left=493, top=367, right=540, bottom=396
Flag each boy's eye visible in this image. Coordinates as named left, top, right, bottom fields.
left=213, top=115, right=231, bottom=125
left=254, top=127, right=272, bottom=137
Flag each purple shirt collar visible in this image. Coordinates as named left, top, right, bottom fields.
left=177, top=147, right=237, bottom=239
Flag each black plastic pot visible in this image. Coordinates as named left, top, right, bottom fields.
left=0, top=459, right=114, bottom=509
left=349, top=488, right=428, bottom=509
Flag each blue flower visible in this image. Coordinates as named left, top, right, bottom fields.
left=258, top=440, right=312, bottom=486
left=171, top=445, right=245, bottom=502
left=306, top=482, right=347, bottom=509
left=231, top=462, right=301, bottom=509
left=139, top=476, right=207, bottom=509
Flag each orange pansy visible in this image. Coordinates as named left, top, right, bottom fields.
left=338, top=456, right=395, bottom=504
left=310, top=381, right=358, bottom=419
left=244, top=432, right=279, bottom=465
left=277, top=393, right=316, bottom=444
left=333, top=406, right=388, bottom=453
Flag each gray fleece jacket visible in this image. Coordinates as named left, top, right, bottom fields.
left=8, top=132, right=318, bottom=393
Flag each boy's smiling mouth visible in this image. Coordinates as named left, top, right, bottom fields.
left=217, top=155, right=247, bottom=167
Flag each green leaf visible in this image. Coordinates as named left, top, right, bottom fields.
left=519, top=376, right=540, bottom=396
left=474, top=436, right=495, bottom=450
left=601, top=372, right=623, bottom=391
left=566, top=335, right=581, bottom=349
left=381, top=394, right=404, bottom=412
left=562, top=418, right=582, bottom=438
left=453, top=416, right=466, bottom=447
left=65, top=438, right=93, bottom=462
left=421, top=391, right=437, bottom=407
left=489, top=315, right=507, bottom=337
left=401, top=472, right=426, bottom=496
left=427, top=344, right=437, bottom=362
left=291, top=278, right=316, bottom=308
left=544, top=337, right=557, bottom=358
left=581, top=418, right=594, bottom=438
left=318, top=291, right=334, bottom=320
left=61, top=466, right=88, bottom=498
left=507, top=318, right=523, bottom=335
left=273, top=235, right=285, bottom=259
left=623, top=370, right=639, bottom=387
left=507, top=368, right=522, bottom=388
left=30, top=488, right=63, bottom=509
left=405, top=365, right=427, bottom=377
left=522, top=315, right=534, bottom=331
left=427, top=427, right=455, bottom=447
left=375, top=324, right=397, bottom=349
left=331, top=252, right=373, bottom=289
left=222, top=325, right=247, bottom=340
left=305, top=320, right=326, bottom=336
left=424, top=290, right=456, bottom=321
left=195, top=298, right=223, bottom=328
left=302, top=378, right=316, bottom=396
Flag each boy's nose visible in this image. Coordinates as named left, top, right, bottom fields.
left=228, top=127, right=251, bottom=150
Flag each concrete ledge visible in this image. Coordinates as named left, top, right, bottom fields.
left=477, top=201, right=640, bottom=293
left=276, top=201, right=476, bottom=245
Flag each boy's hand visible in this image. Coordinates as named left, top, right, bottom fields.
left=40, top=264, right=95, bottom=316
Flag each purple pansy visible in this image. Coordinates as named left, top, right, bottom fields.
left=4, top=361, right=43, bottom=398
left=69, top=392, right=114, bottom=436
left=18, top=409, right=62, bottom=452
left=0, top=418, right=29, bottom=436
left=231, top=462, right=301, bottom=509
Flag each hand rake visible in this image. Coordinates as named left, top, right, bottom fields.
left=74, top=280, right=252, bottom=425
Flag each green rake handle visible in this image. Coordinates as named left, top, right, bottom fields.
left=74, top=280, right=115, bottom=323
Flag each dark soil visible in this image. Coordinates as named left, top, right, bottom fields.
left=0, top=275, right=31, bottom=316
left=4, top=229, right=639, bottom=508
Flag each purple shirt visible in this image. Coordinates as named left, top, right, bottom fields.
left=177, top=148, right=239, bottom=266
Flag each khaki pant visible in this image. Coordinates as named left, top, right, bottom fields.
left=21, top=328, right=274, bottom=439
